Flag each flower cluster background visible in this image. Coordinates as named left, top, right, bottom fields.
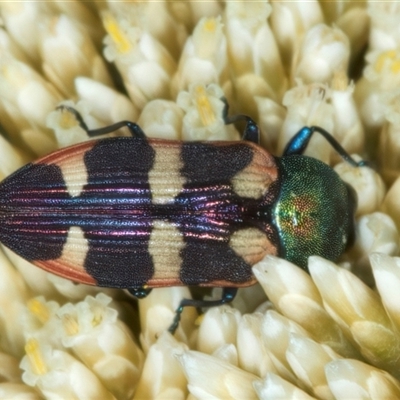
left=0, top=1, right=400, bottom=399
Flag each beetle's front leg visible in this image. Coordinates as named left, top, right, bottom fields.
left=56, top=105, right=147, bottom=139
left=220, top=99, right=260, bottom=144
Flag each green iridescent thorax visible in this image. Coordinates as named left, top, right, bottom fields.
left=272, top=155, right=357, bottom=270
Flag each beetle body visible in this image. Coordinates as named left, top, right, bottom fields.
left=0, top=133, right=356, bottom=291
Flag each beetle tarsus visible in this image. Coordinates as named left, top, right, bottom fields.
left=168, top=287, right=238, bottom=334
left=57, top=105, right=147, bottom=139
left=85, top=120, right=146, bottom=139
left=128, top=287, right=152, bottom=299
left=56, top=105, right=90, bottom=132
left=224, top=114, right=260, bottom=145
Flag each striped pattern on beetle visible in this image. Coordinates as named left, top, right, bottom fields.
left=0, top=136, right=281, bottom=290
left=0, top=106, right=366, bottom=332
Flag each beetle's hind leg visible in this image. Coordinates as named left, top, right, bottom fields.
left=220, top=98, right=260, bottom=144
left=168, top=287, right=238, bottom=334
left=56, top=105, right=146, bottom=139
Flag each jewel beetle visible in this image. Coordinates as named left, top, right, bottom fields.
left=0, top=105, right=365, bottom=332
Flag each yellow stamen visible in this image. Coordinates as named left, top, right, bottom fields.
left=92, top=311, right=103, bottom=327
left=103, top=13, right=132, bottom=54
left=375, top=50, right=400, bottom=73
left=392, top=59, right=400, bottom=73
left=203, top=18, right=216, bottom=33
left=61, top=314, right=79, bottom=336
left=58, top=108, right=79, bottom=129
left=195, top=86, right=216, bottom=127
left=27, top=298, right=50, bottom=324
left=25, top=339, right=48, bottom=375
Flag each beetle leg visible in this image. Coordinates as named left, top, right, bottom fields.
left=283, top=126, right=366, bottom=167
left=220, top=97, right=260, bottom=144
left=168, top=287, right=238, bottom=334
left=56, top=105, right=147, bottom=139
left=128, top=287, right=152, bottom=299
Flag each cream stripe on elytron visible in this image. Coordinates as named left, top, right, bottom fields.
left=58, top=154, right=89, bottom=197
left=148, top=146, right=186, bottom=204
left=229, top=228, right=277, bottom=265
left=54, top=226, right=89, bottom=273
left=149, top=220, right=183, bottom=281
left=231, top=147, right=277, bottom=199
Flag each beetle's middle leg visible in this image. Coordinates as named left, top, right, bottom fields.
left=168, top=287, right=238, bottom=334
left=220, top=98, right=260, bottom=144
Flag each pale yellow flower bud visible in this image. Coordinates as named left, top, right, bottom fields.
left=58, top=293, right=143, bottom=400
left=39, top=15, right=113, bottom=98
left=292, top=24, right=350, bottom=85
left=355, top=49, right=400, bottom=147
left=262, top=310, right=310, bottom=386
left=24, top=296, right=62, bottom=350
left=286, top=334, right=339, bottom=399
left=46, top=101, right=93, bottom=148
left=309, top=256, right=400, bottom=378
left=177, top=350, right=258, bottom=399
left=237, top=313, right=275, bottom=376
left=171, top=16, right=227, bottom=97
left=139, top=287, right=197, bottom=352
left=378, top=90, right=400, bottom=183
left=326, top=359, right=400, bottom=399
left=330, top=72, right=365, bottom=162
left=371, top=254, right=400, bottom=332
left=336, top=7, right=369, bottom=69
left=0, top=56, right=60, bottom=155
left=254, top=372, right=317, bottom=400
left=196, top=305, right=241, bottom=355
left=255, top=96, right=286, bottom=153
left=133, top=332, right=188, bottom=400
left=334, top=158, right=385, bottom=216
left=188, top=1, right=223, bottom=27
left=278, top=83, right=334, bottom=163
left=0, top=2, right=54, bottom=66
left=75, top=77, right=139, bottom=125
left=177, top=83, right=239, bottom=141
left=254, top=256, right=360, bottom=359
left=102, top=12, right=176, bottom=110
left=368, top=3, right=400, bottom=53
left=52, top=1, right=105, bottom=48
left=225, top=73, right=279, bottom=120
left=225, top=1, right=286, bottom=100
left=21, top=338, right=114, bottom=399
left=349, top=213, right=399, bottom=283
left=138, top=99, right=184, bottom=140
left=0, top=27, right=32, bottom=66
left=107, top=0, right=185, bottom=60
left=269, top=1, right=323, bottom=70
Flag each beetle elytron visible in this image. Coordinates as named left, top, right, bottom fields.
left=0, top=105, right=365, bottom=332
